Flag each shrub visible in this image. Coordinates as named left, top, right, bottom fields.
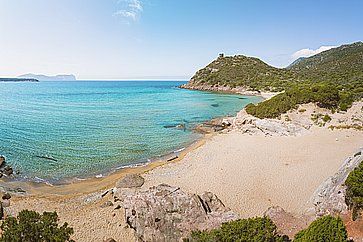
left=322, top=114, right=332, bottom=123
left=345, top=161, right=363, bottom=220
left=190, top=217, right=289, bottom=242
left=0, top=210, right=74, bottom=242
left=245, top=82, right=354, bottom=119
left=294, top=216, right=348, bottom=242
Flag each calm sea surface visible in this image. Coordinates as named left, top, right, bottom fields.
left=0, top=81, right=262, bottom=182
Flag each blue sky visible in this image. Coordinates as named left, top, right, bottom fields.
left=0, top=0, right=362, bottom=79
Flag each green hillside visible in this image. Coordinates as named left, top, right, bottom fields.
left=185, top=42, right=363, bottom=118
left=288, top=42, right=363, bottom=85
left=187, top=55, right=297, bottom=92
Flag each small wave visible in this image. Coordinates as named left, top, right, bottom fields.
left=34, top=176, right=54, bottom=186
left=174, top=147, right=185, bottom=153
left=95, top=174, right=103, bottom=178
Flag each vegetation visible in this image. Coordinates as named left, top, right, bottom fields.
left=245, top=83, right=345, bottom=118
left=188, top=55, right=296, bottom=92
left=0, top=210, right=74, bottom=242
left=189, top=215, right=350, bottom=242
left=345, top=161, right=363, bottom=220
left=187, top=42, right=363, bottom=118
left=190, top=217, right=289, bottom=242
left=294, top=216, right=348, bottom=242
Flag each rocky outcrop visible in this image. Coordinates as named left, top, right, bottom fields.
left=264, top=206, right=311, bottom=238
left=116, top=174, right=145, bottom=189
left=194, top=118, right=231, bottom=134
left=232, top=110, right=308, bottom=136
left=119, top=184, right=238, bottom=241
left=306, top=148, right=363, bottom=217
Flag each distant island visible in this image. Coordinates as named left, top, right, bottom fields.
left=18, top=73, right=77, bottom=81
left=0, top=78, right=39, bottom=82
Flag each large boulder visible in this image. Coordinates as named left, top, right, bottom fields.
left=122, top=184, right=239, bottom=241
left=116, top=174, right=144, bottom=189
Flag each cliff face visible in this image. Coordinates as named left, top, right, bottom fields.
left=183, top=42, right=363, bottom=93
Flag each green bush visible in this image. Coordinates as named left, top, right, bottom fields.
left=0, top=210, right=74, bottom=242
left=322, top=114, right=332, bottom=123
left=294, top=216, right=348, bottom=242
left=245, top=82, right=354, bottom=119
left=345, top=161, right=363, bottom=220
left=190, top=217, right=289, bottom=242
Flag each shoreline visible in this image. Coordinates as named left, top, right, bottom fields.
left=2, top=87, right=264, bottom=195
left=179, top=83, right=279, bottom=100
left=1, top=133, right=214, bottom=197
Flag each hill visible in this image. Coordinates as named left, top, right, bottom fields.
left=183, top=42, right=363, bottom=118
left=184, top=54, right=297, bottom=92
left=184, top=42, right=363, bottom=92
left=288, top=42, right=363, bottom=85
left=18, top=74, right=77, bottom=81
left=0, top=78, right=38, bottom=82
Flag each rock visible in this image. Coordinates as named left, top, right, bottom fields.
left=306, top=151, right=363, bottom=217
left=167, top=155, right=178, bottom=162
left=2, top=199, right=10, bottom=207
left=2, top=193, right=11, bottom=200
left=122, top=184, right=239, bottom=241
left=0, top=156, right=5, bottom=167
left=3, top=166, right=13, bottom=176
left=116, top=174, right=144, bottom=189
left=264, top=206, right=311, bottom=238
left=104, top=239, right=116, bottom=242
left=100, top=201, right=113, bottom=208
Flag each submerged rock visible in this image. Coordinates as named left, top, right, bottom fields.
left=116, top=174, right=145, bottom=189
left=3, top=166, right=13, bottom=176
left=122, top=184, right=238, bottom=241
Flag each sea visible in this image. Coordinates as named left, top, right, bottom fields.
left=0, top=81, right=262, bottom=183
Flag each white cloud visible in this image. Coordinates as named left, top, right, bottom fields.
left=114, top=0, right=143, bottom=23
left=292, top=45, right=337, bottom=59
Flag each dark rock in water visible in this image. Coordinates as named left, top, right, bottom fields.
left=116, top=174, right=144, bottom=188
left=35, top=155, right=58, bottom=162
left=0, top=156, right=5, bottom=167
left=122, top=184, right=239, bottom=241
left=3, top=166, right=13, bottom=176
left=163, top=124, right=177, bottom=128
left=211, top=104, right=219, bottom=107
left=164, top=123, right=186, bottom=131
left=2, top=193, right=11, bottom=200
left=176, top=124, right=186, bottom=131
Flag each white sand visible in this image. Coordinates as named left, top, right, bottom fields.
left=144, top=127, right=363, bottom=218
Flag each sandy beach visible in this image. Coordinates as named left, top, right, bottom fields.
left=2, top=101, right=363, bottom=241
left=143, top=128, right=363, bottom=218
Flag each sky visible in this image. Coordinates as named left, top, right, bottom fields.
left=0, top=0, right=362, bottom=80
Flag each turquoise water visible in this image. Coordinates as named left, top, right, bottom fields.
left=0, top=81, right=261, bottom=183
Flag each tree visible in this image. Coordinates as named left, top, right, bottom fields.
left=294, top=216, right=347, bottom=242
left=0, top=210, right=74, bottom=242
left=190, top=217, right=289, bottom=242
